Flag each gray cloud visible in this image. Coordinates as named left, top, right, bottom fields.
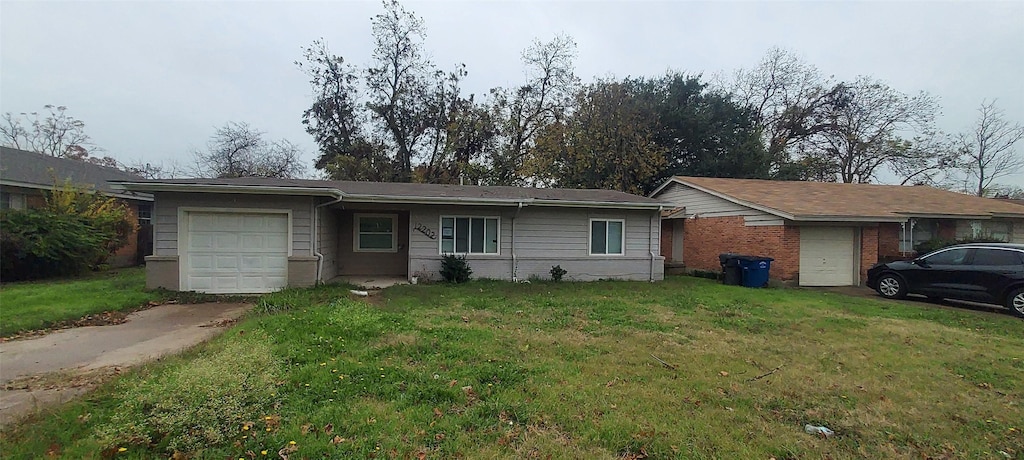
left=2, top=1, right=1021, bottom=187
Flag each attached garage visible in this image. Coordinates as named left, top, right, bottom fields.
left=799, top=226, right=857, bottom=286
left=181, top=210, right=290, bottom=294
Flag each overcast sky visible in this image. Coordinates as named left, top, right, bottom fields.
left=2, top=1, right=1022, bottom=188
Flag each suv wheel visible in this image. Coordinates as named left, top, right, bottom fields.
left=1007, top=288, right=1024, bottom=319
left=876, top=274, right=907, bottom=299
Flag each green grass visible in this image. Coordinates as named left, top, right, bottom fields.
left=2, top=276, right=1022, bottom=459
left=0, top=268, right=165, bottom=336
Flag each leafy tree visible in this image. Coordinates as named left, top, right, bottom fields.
left=644, top=73, right=769, bottom=190
left=298, top=39, right=393, bottom=181
left=300, top=1, right=481, bottom=183
left=958, top=100, right=1024, bottom=196
left=1, top=105, right=118, bottom=167
left=529, top=79, right=666, bottom=194
left=193, top=122, right=306, bottom=179
left=1, top=180, right=135, bottom=280
left=487, top=34, right=578, bottom=185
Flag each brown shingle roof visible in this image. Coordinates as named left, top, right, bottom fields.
left=0, top=146, right=147, bottom=196
left=111, top=177, right=664, bottom=208
left=668, top=176, right=1024, bottom=220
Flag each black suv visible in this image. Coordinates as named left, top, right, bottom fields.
left=866, top=243, right=1024, bottom=318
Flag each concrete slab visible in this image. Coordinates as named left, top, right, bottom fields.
left=334, top=276, right=409, bottom=290
left=0, top=302, right=251, bottom=426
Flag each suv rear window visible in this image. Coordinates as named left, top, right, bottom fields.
left=971, top=248, right=1024, bottom=266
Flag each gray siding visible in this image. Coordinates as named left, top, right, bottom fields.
left=656, top=182, right=782, bottom=226
left=407, top=205, right=662, bottom=282
left=318, top=200, right=341, bottom=280
left=152, top=192, right=314, bottom=256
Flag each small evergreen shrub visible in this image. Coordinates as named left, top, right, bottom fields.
left=440, top=254, right=472, bottom=283
left=550, top=265, right=567, bottom=281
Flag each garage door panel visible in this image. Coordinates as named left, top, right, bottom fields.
left=183, top=211, right=289, bottom=294
left=800, top=227, right=856, bottom=286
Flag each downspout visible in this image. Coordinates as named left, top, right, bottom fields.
left=650, top=206, right=663, bottom=282
left=313, top=192, right=345, bottom=284
left=511, top=201, right=524, bottom=282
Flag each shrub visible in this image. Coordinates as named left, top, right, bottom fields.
left=550, top=265, right=567, bottom=281
left=440, top=254, right=472, bottom=283
left=95, top=330, right=279, bottom=454
left=0, top=180, right=135, bottom=281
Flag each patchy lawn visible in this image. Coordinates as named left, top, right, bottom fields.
left=0, top=268, right=164, bottom=337
left=2, top=276, right=1021, bottom=459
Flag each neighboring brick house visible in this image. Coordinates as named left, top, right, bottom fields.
left=0, top=146, right=154, bottom=267
left=651, top=176, right=1024, bottom=287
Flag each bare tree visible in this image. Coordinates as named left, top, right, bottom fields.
left=807, top=77, right=939, bottom=183
left=124, top=160, right=187, bottom=179
left=723, top=48, right=843, bottom=175
left=1, top=105, right=121, bottom=168
left=959, top=100, right=1024, bottom=196
left=193, top=122, right=306, bottom=179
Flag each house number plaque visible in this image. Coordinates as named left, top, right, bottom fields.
left=414, top=223, right=437, bottom=240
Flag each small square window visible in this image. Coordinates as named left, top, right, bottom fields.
left=354, top=214, right=397, bottom=252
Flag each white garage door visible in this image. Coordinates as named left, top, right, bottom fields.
left=183, top=211, right=289, bottom=294
left=799, top=226, right=856, bottom=286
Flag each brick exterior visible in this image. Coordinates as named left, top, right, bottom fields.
left=859, top=226, right=879, bottom=282
left=682, top=216, right=801, bottom=281
left=877, top=222, right=902, bottom=262
left=936, top=220, right=957, bottom=240
left=660, top=220, right=674, bottom=261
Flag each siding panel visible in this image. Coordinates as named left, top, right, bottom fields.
left=153, top=192, right=313, bottom=256
left=407, top=205, right=661, bottom=281
left=656, top=182, right=781, bottom=226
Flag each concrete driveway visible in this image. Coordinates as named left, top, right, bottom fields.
left=0, top=302, right=251, bottom=426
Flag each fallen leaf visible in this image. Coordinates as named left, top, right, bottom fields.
left=170, top=451, right=187, bottom=460
left=433, top=407, right=444, bottom=418
left=461, top=316, right=469, bottom=322
left=300, top=423, right=313, bottom=435
left=448, top=379, right=458, bottom=388
left=323, top=423, right=334, bottom=434
left=435, top=432, right=446, bottom=441
left=330, top=435, right=346, bottom=445
left=719, top=371, right=729, bottom=377
left=278, top=443, right=298, bottom=460
left=417, top=452, right=427, bottom=460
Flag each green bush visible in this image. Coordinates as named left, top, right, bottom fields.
left=0, top=181, right=134, bottom=281
left=914, top=236, right=1004, bottom=255
left=550, top=265, right=567, bottom=281
left=95, top=330, right=279, bottom=454
left=440, top=254, right=472, bottom=283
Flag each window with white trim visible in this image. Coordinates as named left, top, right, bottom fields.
left=354, top=214, right=397, bottom=252
left=440, top=217, right=499, bottom=254
left=590, top=219, right=624, bottom=255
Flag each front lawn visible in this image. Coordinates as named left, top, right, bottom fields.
left=0, top=267, right=165, bottom=337
left=2, top=276, right=1022, bottom=458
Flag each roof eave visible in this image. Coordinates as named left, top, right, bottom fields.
left=789, top=215, right=907, bottom=223
left=109, top=182, right=343, bottom=198
left=3, top=179, right=154, bottom=202
left=109, top=182, right=663, bottom=210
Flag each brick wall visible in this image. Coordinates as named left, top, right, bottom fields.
left=860, top=226, right=879, bottom=282
left=877, top=222, right=902, bottom=261
left=660, top=220, right=674, bottom=261
left=108, top=201, right=141, bottom=267
left=682, top=216, right=800, bottom=281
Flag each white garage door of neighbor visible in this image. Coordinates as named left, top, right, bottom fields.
left=799, top=226, right=856, bottom=286
left=183, top=211, right=289, bottom=294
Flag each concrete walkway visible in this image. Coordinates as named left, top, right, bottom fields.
left=0, top=302, right=251, bottom=426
